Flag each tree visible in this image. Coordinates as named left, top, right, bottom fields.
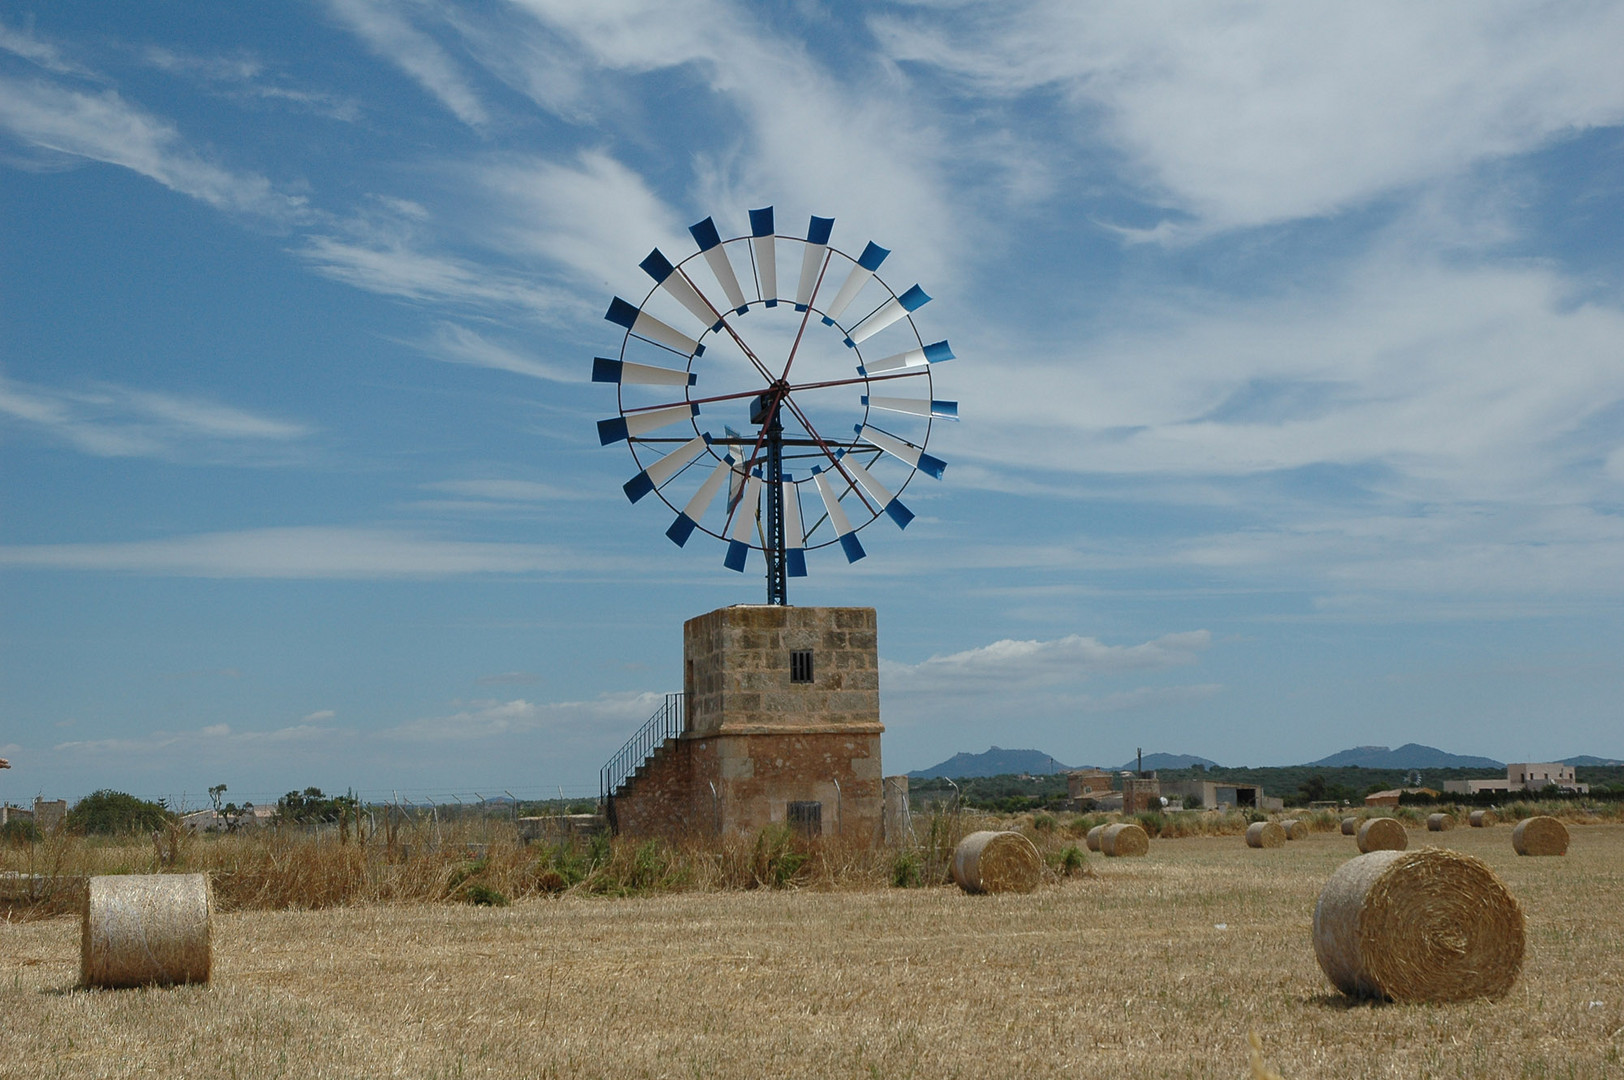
left=65, top=790, right=175, bottom=835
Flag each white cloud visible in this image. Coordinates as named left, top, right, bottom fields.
left=298, top=231, right=574, bottom=318
left=409, top=321, right=578, bottom=382
left=325, top=0, right=488, bottom=127
left=0, top=17, right=95, bottom=77
left=0, top=74, right=307, bottom=219
left=301, top=710, right=336, bottom=722
left=386, top=690, right=663, bottom=741
left=881, top=630, right=1211, bottom=695
left=0, top=527, right=619, bottom=578
left=874, top=3, right=1624, bottom=233
left=0, top=372, right=310, bottom=458
left=421, top=478, right=593, bottom=502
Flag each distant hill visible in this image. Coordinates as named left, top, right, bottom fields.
left=1112, top=752, right=1221, bottom=771
left=907, top=747, right=1074, bottom=778
left=1563, top=755, right=1624, bottom=767
left=1309, top=744, right=1504, bottom=769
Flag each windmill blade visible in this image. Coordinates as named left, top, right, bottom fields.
left=622, top=432, right=710, bottom=503
left=857, top=340, right=953, bottom=376
left=822, top=241, right=888, bottom=323
left=598, top=402, right=699, bottom=445
left=835, top=451, right=913, bottom=529
left=606, top=297, right=703, bottom=356
left=855, top=423, right=947, bottom=479
left=812, top=467, right=866, bottom=563
left=861, top=394, right=957, bottom=420
left=782, top=476, right=807, bottom=577
left=640, top=249, right=725, bottom=332
left=592, top=357, right=696, bottom=386
left=845, top=284, right=930, bottom=346
left=724, top=474, right=763, bottom=571
left=689, top=217, right=749, bottom=314
left=795, top=215, right=833, bottom=311
left=666, top=452, right=737, bottom=547
left=749, top=207, right=777, bottom=307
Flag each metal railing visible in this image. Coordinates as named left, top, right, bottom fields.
left=600, top=694, right=685, bottom=803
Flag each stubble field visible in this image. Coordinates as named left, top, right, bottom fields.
left=3, top=821, right=1622, bottom=1079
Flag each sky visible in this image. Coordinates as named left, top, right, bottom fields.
left=3, top=1, right=1624, bottom=808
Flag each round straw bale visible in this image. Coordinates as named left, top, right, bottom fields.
left=1100, top=822, right=1149, bottom=857
left=1356, top=817, right=1408, bottom=853
left=1426, top=813, right=1454, bottom=832
left=1341, top=816, right=1359, bottom=835
left=952, top=830, right=1041, bottom=894
left=1246, top=821, right=1286, bottom=848
left=1280, top=818, right=1308, bottom=840
left=1312, top=848, right=1525, bottom=1002
left=81, top=874, right=212, bottom=989
left=1469, top=809, right=1496, bottom=828
left=1085, top=824, right=1106, bottom=852
left=1511, top=815, right=1569, bottom=856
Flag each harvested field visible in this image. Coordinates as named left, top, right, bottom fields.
left=3, top=822, right=1622, bottom=1078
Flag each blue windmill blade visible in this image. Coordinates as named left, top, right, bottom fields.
left=857, top=340, right=953, bottom=376
left=605, top=297, right=704, bottom=356
left=623, top=433, right=710, bottom=503
left=782, top=474, right=807, bottom=577
left=749, top=207, right=777, bottom=307
left=794, top=215, right=833, bottom=311
left=811, top=467, right=865, bottom=563
left=689, top=217, right=749, bottom=314
left=834, top=451, right=913, bottom=529
left=845, top=284, right=930, bottom=346
left=666, top=452, right=736, bottom=546
left=724, top=474, right=763, bottom=572
left=860, top=394, right=957, bottom=421
left=592, top=356, right=697, bottom=386
left=640, top=249, right=726, bottom=332
left=822, top=241, right=888, bottom=324
left=855, top=423, right=947, bottom=480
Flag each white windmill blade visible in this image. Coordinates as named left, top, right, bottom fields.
left=640, top=249, right=725, bottom=331
left=689, top=217, right=749, bottom=314
left=795, top=215, right=833, bottom=310
left=592, top=357, right=696, bottom=386
left=857, top=340, right=954, bottom=376
left=855, top=423, right=946, bottom=479
left=666, top=452, right=737, bottom=547
left=861, top=394, right=957, bottom=420
left=749, top=207, right=777, bottom=306
left=622, top=432, right=709, bottom=503
left=724, top=474, right=763, bottom=572
left=812, top=466, right=866, bottom=564
left=835, top=451, right=913, bottom=529
left=606, top=297, right=703, bottom=356
left=598, top=402, right=698, bottom=445
left=782, top=476, right=807, bottom=577
left=845, top=284, right=931, bottom=346
left=822, top=241, right=888, bottom=323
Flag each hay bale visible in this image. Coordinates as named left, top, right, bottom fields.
left=952, top=831, right=1041, bottom=894
left=1100, top=822, right=1149, bottom=857
left=1469, top=809, right=1496, bottom=828
left=1246, top=821, right=1285, bottom=848
left=1280, top=818, right=1308, bottom=840
left=1085, top=824, right=1106, bottom=852
left=1511, top=815, right=1569, bottom=856
left=1426, top=813, right=1454, bottom=832
left=1312, top=848, right=1525, bottom=1002
left=1356, top=817, right=1408, bottom=853
left=81, top=874, right=212, bottom=988
left=1341, top=817, right=1359, bottom=835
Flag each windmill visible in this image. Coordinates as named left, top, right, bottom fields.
left=595, top=207, right=955, bottom=603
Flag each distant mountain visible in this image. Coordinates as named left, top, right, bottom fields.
left=1309, top=744, right=1504, bottom=769
left=1112, top=752, right=1221, bottom=771
left=907, top=747, right=1074, bottom=779
left=1563, top=755, right=1624, bottom=767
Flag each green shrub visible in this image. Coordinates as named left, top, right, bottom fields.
left=462, top=882, right=509, bottom=906
left=1, top=819, right=43, bottom=846
left=1031, top=813, right=1056, bottom=833
left=1048, top=845, right=1086, bottom=876
left=890, top=850, right=923, bottom=888
left=751, top=824, right=810, bottom=889
left=65, top=790, right=174, bottom=835
left=1134, top=811, right=1167, bottom=837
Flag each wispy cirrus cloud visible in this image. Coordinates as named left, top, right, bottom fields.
left=0, top=73, right=308, bottom=219
left=881, top=630, right=1211, bottom=695
left=0, top=372, right=310, bottom=459
left=324, top=0, right=488, bottom=128
left=873, top=3, right=1624, bottom=235
left=0, top=526, right=618, bottom=578
left=0, top=16, right=96, bottom=77
left=406, top=321, right=578, bottom=382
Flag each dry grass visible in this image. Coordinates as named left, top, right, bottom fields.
left=3, top=821, right=1623, bottom=1078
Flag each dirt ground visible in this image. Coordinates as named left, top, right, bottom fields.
left=3, top=822, right=1621, bottom=1079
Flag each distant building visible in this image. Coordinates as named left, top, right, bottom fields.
left=1066, top=770, right=1115, bottom=801
left=1365, top=787, right=1439, bottom=807
left=33, top=799, right=67, bottom=832
left=1122, top=775, right=1161, bottom=814
left=1161, top=779, right=1282, bottom=812
left=1443, top=763, right=1587, bottom=796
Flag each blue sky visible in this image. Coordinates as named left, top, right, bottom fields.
left=4, top=2, right=1624, bottom=807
